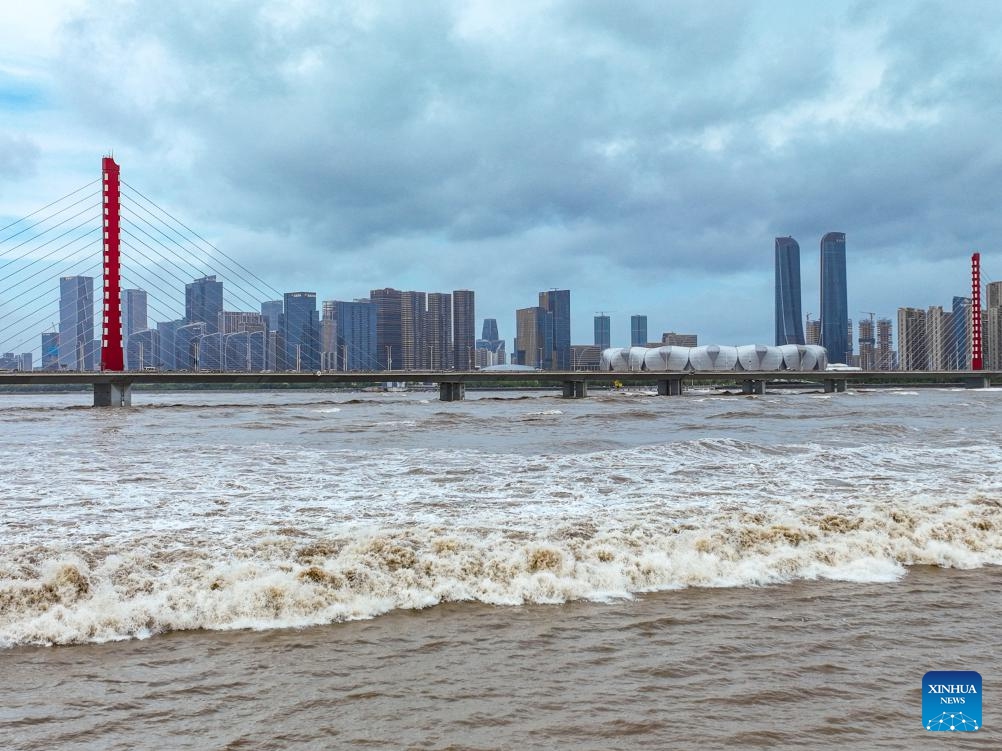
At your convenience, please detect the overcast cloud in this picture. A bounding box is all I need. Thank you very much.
[2,0,1002,346]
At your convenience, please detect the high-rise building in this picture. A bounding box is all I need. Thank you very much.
[121,288,148,370]
[227,330,266,372]
[427,292,453,370]
[986,307,1002,370]
[186,276,224,334]
[819,232,849,363]
[774,237,805,345]
[126,329,159,370]
[594,315,610,350]
[156,319,186,370]
[327,299,379,371]
[897,307,928,370]
[261,301,283,331]
[926,306,945,370]
[260,300,285,370]
[196,332,223,371]
[265,330,283,372]
[630,315,648,347]
[283,292,319,371]
[986,281,1002,310]
[320,301,338,371]
[400,291,427,370]
[876,318,894,370]
[452,290,475,371]
[58,275,95,371]
[858,318,876,370]
[539,289,570,370]
[218,311,266,335]
[476,318,505,367]
[2,351,34,372]
[661,332,698,347]
[948,296,971,370]
[805,318,821,345]
[214,314,266,372]
[475,338,506,367]
[41,331,59,370]
[571,344,602,370]
[370,288,402,371]
[175,322,207,370]
[985,283,1002,369]
[515,306,552,368]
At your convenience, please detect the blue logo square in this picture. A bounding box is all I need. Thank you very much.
[923,671,982,731]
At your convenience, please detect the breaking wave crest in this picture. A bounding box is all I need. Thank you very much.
[3,497,1000,647]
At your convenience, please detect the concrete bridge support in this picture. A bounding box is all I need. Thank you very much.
[439,382,466,401]
[823,379,847,394]
[741,379,766,395]
[963,375,992,389]
[93,382,132,407]
[562,380,588,398]
[656,379,683,396]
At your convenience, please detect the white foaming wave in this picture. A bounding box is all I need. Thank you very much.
[3,496,1001,647]
[10,438,1002,550]
[522,409,564,416]
[314,408,342,413]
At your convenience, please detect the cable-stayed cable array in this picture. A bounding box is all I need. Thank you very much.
[0,182,104,364]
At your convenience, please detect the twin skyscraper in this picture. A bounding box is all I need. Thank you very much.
[775,233,849,365]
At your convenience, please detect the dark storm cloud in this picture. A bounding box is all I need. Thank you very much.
[44,0,1002,341]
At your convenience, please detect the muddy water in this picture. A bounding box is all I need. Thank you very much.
[2,387,1001,747]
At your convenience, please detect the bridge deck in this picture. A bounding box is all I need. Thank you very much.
[0,370,997,386]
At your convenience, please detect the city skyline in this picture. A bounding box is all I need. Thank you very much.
[3,244,990,372]
[2,2,1001,350]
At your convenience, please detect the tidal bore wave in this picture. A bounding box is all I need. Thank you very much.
[2,498,1000,647]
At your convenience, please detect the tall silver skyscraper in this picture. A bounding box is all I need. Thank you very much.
[819,232,849,363]
[774,237,804,345]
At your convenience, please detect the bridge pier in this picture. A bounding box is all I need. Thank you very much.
[656,379,683,396]
[963,375,991,389]
[741,379,766,395]
[561,380,588,399]
[823,379,847,394]
[439,382,466,401]
[93,382,132,407]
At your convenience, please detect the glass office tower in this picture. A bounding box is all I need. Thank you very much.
[819,232,848,363]
[774,237,805,346]
[538,289,570,370]
[594,315,610,350]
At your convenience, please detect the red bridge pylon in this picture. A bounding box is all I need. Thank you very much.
[101,156,124,371]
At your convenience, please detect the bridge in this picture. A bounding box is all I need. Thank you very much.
[0,369,996,406]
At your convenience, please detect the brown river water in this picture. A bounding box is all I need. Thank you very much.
[1,387,1000,748]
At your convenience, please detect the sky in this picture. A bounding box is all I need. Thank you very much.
[2,0,1002,348]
